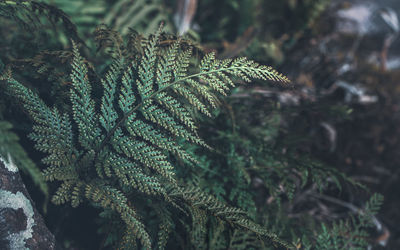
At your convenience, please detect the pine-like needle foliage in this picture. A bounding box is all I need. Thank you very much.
[2,26,291,249]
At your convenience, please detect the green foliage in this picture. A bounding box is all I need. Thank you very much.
[197,0,331,63]
[0,0,82,44]
[171,85,383,249]
[42,0,106,30]
[44,0,173,39]
[0,2,386,249]
[0,0,85,86]
[304,194,384,249]
[0,120,48,198]
[196,0,261,41]
[193,108,347,204]
[2,25,292,249]
[104,0,174,36]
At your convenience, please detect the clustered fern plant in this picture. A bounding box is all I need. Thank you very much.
[2,24,294,249]
[0,1,386,249]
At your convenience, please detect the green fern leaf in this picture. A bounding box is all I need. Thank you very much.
[3,25,291,249]
[85,182,152,249]
[70,42,101,150]
[100,60,121,132]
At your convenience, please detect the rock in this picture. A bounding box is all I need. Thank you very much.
[0,155,56,250]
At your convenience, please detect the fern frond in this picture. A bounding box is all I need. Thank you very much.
[42,165,78,182]
[4,26,291,249]
[173,85,211,116]
[155,92,197,132]
[172,186,294,249]
[85,182,151,249]
[112,133,176,184]
[155,206,173,250]
[228,230,264,250]
[157,41,178,88]
[71,181,85,207]
[141,100,205,146]
[104,0,173,36]
[103,152,165,196]
[120,230,138,250]
[94,24,124,58]
[126,116,197,163]
[172,48,192,80]
[0,0,83,44]
[29,110,74,165]
[51,181,76,205]
[137,25,162,99]
[119,62,138,113]
[70,42,101,150]
[185,78,219,109]
[4,77,77,170]
[189,206,208,250]
[100,60,122,132]
[363,193,384,217]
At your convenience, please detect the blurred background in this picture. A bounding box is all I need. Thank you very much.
[1,0,400,249]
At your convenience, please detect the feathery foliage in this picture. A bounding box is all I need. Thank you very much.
[104,0,174,36]
[0,120,48,198]
[304,194,384,249]
[38,0,173,43]
[0,0,82,43]
[2,25,292,249]
[174,101,369,249]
